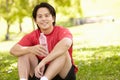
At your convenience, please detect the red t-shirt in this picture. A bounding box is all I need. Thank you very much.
[18,26,78,72]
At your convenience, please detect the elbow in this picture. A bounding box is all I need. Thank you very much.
[10,49,14,55]
[65,38,72,49]
[10,44,22,57]
[65,42,72,49]
[10,48,19,57]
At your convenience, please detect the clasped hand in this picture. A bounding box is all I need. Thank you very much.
[35,61,45,78]
[30,44,48,57]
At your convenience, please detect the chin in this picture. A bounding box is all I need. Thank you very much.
[42,27,49,30]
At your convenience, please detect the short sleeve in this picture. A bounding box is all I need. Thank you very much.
[58,28,73,41]
[18,30,39,46]
[18,34,33,46]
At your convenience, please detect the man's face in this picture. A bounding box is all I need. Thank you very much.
[35,7,54,30]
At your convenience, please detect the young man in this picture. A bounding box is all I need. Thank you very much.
[10,2,78,80]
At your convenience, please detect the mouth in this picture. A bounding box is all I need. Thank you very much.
[40,22,49,27]
[41,22,48,25]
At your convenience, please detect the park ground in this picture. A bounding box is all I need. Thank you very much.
[0,21,120,80]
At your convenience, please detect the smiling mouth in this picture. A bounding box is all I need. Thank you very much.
[40,23,48,27]
[41,22,48,25]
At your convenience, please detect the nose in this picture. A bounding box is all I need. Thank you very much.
[41,16,46,21]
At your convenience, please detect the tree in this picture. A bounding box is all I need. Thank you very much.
[54,0,83,18]
[0,0,83,40]
[0,0,15,40]
[13,0,30,33]
[0,0,34,40]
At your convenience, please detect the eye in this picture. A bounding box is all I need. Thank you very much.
[37,15,42,18]
[37,14,42,18]
[45,13,50,17]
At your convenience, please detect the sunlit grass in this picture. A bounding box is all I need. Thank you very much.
[0,52,18,80]
[69,22,120,48]
[68,22,120,80]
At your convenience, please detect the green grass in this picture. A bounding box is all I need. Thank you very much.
[0,22,120,80]
[1,46,120,80]
[0,52,18,80]
[70,22,120,80]
[75,46,120,80]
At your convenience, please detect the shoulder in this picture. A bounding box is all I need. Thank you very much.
[26,29,40,37]
[54,26,72,40]
[18,29,40,46]
[29,29,40,35]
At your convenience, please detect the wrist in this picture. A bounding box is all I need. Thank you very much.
[39,60,46,66]
[40,58,49,67]
[27,47,33,54]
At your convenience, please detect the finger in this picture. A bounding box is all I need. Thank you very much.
[33,48,46,56]
[35,67,41,78]
[39,46,48,54]
[35,71,40,78]
[41,66,45,72]
[35,70,42,78]
[38,49,48,56]
[39,66,45,76]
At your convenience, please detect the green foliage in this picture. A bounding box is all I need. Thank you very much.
[56,20,74,27]
[54,0,71,6]
[0,0,83,28]
[54,0,83,18]
[0,0,14,24]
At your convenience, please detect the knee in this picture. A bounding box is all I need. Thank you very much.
[55,51,70,63]
[58,52,68,61]
[18,54,31,61]
[63,51,71,62]
[58,52,72,69]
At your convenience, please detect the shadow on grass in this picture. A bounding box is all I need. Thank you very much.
[0,45,120,80]
[76,56,120,80]
[0,52,18,80]
[74,45,120,80]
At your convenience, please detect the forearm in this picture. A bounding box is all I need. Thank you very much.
[41,38,72,65]
[10,44,31,57]
[42,47,67,64]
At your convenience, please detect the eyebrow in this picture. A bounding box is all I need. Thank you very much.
[37,12,50,15]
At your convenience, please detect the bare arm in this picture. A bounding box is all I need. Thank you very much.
[40,37,72,65]
[10,44,48,57]
[35,38,72,78]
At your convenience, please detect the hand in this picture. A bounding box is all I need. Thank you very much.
[35,62,45,78]
[30,44,48,57]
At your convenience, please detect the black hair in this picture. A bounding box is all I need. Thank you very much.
[32,2,56,26]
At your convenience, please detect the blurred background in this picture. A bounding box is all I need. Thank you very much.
[0,0,120,80]
[0,0,120,41]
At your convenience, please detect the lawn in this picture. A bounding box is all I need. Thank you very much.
[0,22,120,80]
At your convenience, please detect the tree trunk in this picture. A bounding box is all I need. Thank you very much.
[5,0,10,40]
[19,21,22,33]
[5,22,10,40]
